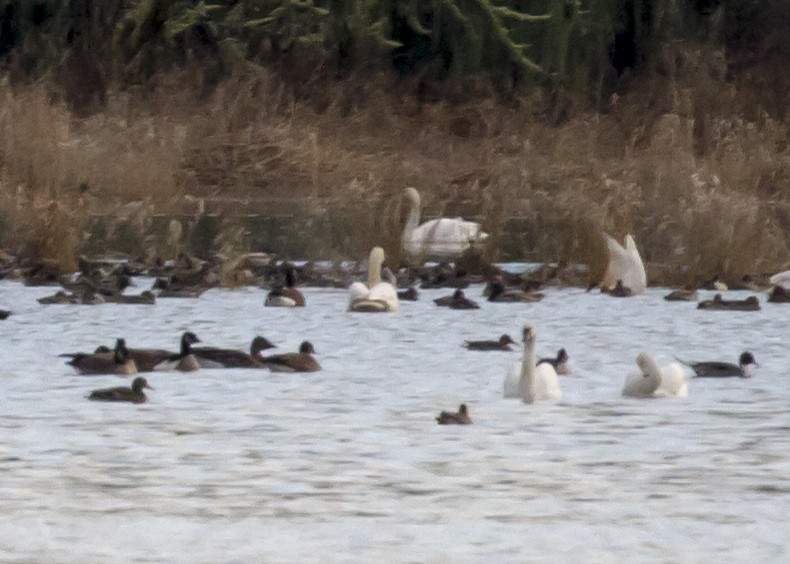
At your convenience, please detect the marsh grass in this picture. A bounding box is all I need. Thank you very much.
[1,52,789,282]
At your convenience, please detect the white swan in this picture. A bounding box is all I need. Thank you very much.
[348,247,399,313]
[503,323,562,403]
[601,233,647,295]
[622,352,688,398]
[401,187,488,264]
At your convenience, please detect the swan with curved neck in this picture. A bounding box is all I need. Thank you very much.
[601,233,647,295]
[503,323,561,403]
[348,247,399,312]
[622,352,688,398]
[401,187,488,264]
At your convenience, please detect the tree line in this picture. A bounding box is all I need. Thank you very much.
[0,0,787,117]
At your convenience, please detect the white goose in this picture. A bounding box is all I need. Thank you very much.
[601,233,647,295]
[622,352,688,398]
[348,247,399,313]
[503,323,562,403]
[401,187,488,264]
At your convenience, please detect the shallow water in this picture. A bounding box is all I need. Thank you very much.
[1,279,789,563]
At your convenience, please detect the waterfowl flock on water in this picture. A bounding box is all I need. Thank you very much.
[0,186,784,414]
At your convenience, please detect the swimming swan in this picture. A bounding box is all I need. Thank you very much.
[601,233,647,295]
[401,187,488,264]
[348,247,399,312]
[622,352,688,398]
[503,323,562,403]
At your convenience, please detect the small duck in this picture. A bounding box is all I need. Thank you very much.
[0,309,10,320]
[192,336,277,368]
[664,288,698,301]
[676,351,758,378]
[697,294,761,311]
[103,291,156,305]
[487,279,543,303]
[767,286,790,303]
[63,338,138,375]
[258,341,321,372]
[397,286,419,301]
[154,332,202,372]
[606,279,633,297]
[538,348,570,375]
[434,289,479,309]
[436,403,472,425]
[88,376,153,404]
[463,334,516,351]
[265,267,306,307]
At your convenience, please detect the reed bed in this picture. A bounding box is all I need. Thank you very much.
[0,57,788,283]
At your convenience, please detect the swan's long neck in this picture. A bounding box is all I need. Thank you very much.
[404,193,421,234]
[520,337,537,403]
[368,253,383,288]
[641,354,663,387]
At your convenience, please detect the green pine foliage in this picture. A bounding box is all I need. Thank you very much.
[0,0,785,117]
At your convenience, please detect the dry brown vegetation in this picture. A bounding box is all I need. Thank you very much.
[1,44,789,284]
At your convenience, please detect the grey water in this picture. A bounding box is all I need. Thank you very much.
[1,278,788,563]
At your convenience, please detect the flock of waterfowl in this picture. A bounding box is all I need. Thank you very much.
[0,187,783,414]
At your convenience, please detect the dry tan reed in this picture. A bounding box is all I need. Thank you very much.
[0,53,788,282]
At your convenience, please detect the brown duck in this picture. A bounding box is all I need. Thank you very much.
[88,376,153,403]
[436,404,472,425]
[463,334,516,351]
[258,341,321,372]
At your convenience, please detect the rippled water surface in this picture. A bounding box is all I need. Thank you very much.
[1,278,789,563]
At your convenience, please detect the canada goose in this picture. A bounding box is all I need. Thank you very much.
[463,334,515,351]
[401,187,488,264]
[192,336,277,368]
[503,323,561,403]
[153,331,202,372]
[265,267,306,307]
[88,376,153,404]
[258,341,321,372]
[676,351,757,378]
[348,247,399,312]
[436,404,472,425]
[63,338,137,375]
[538,348,570,375]
[622,353,688,398]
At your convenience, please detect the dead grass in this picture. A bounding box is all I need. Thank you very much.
[1,49,789,282]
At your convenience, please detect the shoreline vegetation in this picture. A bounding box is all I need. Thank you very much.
[0,1,789,288]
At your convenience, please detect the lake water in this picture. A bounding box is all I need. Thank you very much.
[1,279,788,563]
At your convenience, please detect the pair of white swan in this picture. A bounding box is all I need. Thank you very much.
[502,323,562,404]
[621,353,688,398]
[601,233,647,295]
[401,187,488,264]
[501,323,687,402]
[348,247,399,313]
